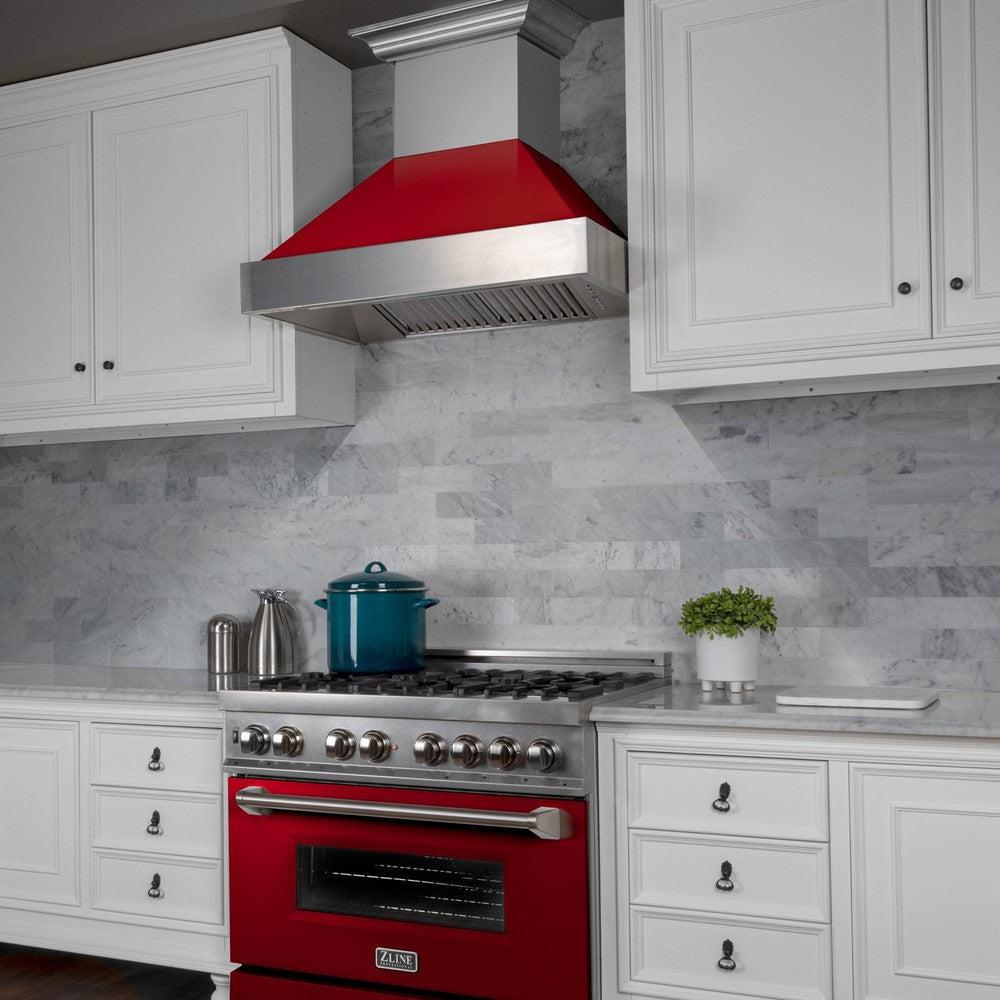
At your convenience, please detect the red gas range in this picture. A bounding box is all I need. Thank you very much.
[221,650,667,1000]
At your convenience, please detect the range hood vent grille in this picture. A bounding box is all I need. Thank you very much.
[372,279,599,336]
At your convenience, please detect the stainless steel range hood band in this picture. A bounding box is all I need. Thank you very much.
[241,218,628,342]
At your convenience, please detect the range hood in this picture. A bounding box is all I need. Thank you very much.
[240,0,628,343]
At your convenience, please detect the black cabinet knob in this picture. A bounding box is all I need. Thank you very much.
[74,362,86,373]
[147,747,162,771]
[148,873,162,899]
[146,810,161,835]
[950,277,965,290]
[103,360,115,370]
[717,939,736,972]
[897,281,912,295]
[712,781,732,812]
[715,860,735,891]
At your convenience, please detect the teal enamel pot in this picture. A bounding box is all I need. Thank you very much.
[314,561,439,674]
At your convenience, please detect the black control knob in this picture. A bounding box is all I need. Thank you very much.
[74,362,86,373]
[526,738,562,773]
[897,281,912,295]
[950,276,965,290]
[488,737,522,771]
[359,730,391,763]
[239,725,270,755]
[414,733,447,766]
[103,360,115,370]
[451,734,484,768]
[272,726,304,757]
[325,729,356,761]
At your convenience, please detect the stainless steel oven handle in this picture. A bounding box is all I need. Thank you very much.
[235,786,573,841]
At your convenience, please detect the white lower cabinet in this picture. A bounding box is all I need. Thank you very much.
[91,851,223,925]
[0,698,229,995]
[599,724,1000,1000]
[631,909,832,1000]
[852,764,1000,999]
[0,720,79,907]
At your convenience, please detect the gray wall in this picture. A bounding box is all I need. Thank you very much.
[2,19,1000,691]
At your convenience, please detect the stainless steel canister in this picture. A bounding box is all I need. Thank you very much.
[207,614,242,675]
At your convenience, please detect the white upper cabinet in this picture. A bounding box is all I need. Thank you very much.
[930,0,1000,338]
[628,0,1000,401]
[0,115,92,411]
[94,79,275,406]
[852,764,1000,999]
[0,29,355,445]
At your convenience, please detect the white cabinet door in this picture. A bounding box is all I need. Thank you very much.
[0,116,92,411]
[852,764,1000,999]
[93,78,276,406]
[628,0,930,373]
[930,0,1000,337]
[0,720,79,906]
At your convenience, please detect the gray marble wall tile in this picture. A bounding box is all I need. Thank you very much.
[2,19,1000,689]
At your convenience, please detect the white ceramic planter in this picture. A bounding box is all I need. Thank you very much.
[695,628,761,693]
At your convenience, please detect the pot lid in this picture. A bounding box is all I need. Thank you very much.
[325,561,426,593]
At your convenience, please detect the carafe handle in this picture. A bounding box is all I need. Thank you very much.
[274,590,301,637]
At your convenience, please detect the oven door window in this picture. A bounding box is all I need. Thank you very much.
[297,846,505,932]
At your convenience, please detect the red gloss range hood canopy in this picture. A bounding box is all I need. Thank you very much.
[240,0,628,342]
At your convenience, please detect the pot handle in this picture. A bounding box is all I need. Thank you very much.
[413,598,439,610]
[314,598,328,610]
[365,561,387,574]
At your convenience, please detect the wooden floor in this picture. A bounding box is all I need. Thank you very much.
[0,944,213,999]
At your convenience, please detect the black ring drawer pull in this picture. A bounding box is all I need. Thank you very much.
[717,939,736,972]
[146,810,161,835]
[147,747,162,771]
[712,782,731,812]
[897,281,912,295]
[715,859,734,891]
[148,873,162,899]
[950,276,965,290]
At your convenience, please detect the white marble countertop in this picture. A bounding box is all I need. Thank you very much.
[592,684,1000,739]
[0,664,227,704]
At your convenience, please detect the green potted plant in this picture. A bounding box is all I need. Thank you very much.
[679,586,777,693]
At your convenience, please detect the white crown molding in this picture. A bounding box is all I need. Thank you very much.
[350,0,589,62]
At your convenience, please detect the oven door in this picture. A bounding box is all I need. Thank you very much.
[228,776,590,1000]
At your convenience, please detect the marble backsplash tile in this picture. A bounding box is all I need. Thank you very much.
[1,18,1000,690]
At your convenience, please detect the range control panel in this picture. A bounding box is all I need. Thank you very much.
[223,713,590,796]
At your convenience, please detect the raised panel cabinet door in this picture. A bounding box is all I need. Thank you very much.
[94,78,276,406]
[0,115,92,411]
[930,0,1000,337]
[0,720,79,906]
[851,764,1000,999]
[628,0,930,372]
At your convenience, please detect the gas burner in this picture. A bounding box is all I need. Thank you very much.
[249,665,657,703]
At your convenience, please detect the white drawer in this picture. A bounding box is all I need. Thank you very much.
[92,788,221,859]
[631,832,830,923]
[91,724,221,793]
[91,851,223,925]
[630,908,832,1000]
[628,753,829,842]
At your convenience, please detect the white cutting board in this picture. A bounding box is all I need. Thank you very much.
[776,686,939,710]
